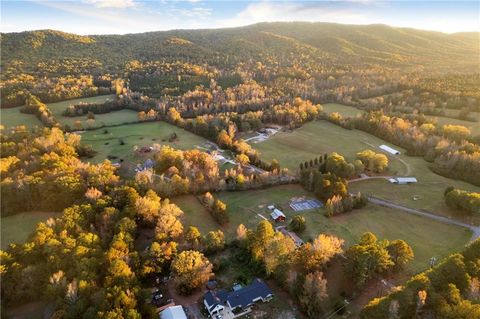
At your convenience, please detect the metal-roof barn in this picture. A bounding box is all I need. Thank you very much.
[388,177,417,184]
[379,145,401,155]
[270,209,286,222]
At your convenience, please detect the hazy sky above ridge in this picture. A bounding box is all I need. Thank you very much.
[1,1,479,34]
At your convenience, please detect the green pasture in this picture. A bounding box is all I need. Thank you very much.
[172,195,220,236]
[47,95,140,129]
[427,114,480,135]
[208,185,471,274]
[80,121,207,164]
[0,107,43,129]
[348,154,480,225]
[322,103,365,118]
[1,211,60,249]
[252,119,479,224]
[251,120,405,174]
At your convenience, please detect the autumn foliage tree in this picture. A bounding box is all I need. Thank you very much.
[171,250,213,295]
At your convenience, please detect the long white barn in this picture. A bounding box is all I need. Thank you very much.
[388,177,417,184]
[379,144,401,155]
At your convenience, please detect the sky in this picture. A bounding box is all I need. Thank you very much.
[1,1,479,35]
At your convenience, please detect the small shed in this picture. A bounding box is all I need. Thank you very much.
[389,177,417,184]
[270,209,286,222]
[379,145,400,155]
[267,205,275,210]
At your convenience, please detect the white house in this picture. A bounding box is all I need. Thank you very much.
[388,177,417,184]
[160,306,187,319]
[379,145,400,155]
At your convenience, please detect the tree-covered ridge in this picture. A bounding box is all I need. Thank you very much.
[2,22,479,75]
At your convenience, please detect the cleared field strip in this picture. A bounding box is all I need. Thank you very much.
[1,107,43,129]
[251,120,406,173]
[80,121,207,164]
[47,95,141,129]
[1,211,61,249]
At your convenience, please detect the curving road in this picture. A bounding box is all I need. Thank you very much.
[368,196,480,242]
[348,174,392,183]
[362,141,411,176]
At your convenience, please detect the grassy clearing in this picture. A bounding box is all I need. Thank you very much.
[1,211,60,249]
[172,195,220,236]
[322,103,365,118]
[251,120,405,174]
[348,155,480,225]
[47,95,140,129]
[252,120,479,223]
[80,121,207,164]
[304,203,471,274]
[427,114,480,135]
[210,185,471,274]
[0,107,43,129]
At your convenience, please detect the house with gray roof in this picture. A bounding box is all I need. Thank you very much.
[204,278,273,318]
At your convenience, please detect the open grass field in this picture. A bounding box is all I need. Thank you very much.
[47,95,140,129]
[1,107,43,129]
[251,120,405,174]
[252,120,479,223]
[172,195,220,235]
[1,211,60,249]
[80,121,208,164]
[322,103,365,118]
[348,154,480,225]
[427,114,480,135]
[208,185,472,274]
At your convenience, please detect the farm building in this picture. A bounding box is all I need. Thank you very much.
[278,227,304,247]
[204,279,273,318]
[160,305,187,319]
[270,209,286,222]
[388,177,418,184]
[136,159,155,172]
[379,145,401,155]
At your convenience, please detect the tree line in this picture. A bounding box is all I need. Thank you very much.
[361,239,480,318]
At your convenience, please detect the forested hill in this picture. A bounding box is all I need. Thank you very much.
[2,22,479,75]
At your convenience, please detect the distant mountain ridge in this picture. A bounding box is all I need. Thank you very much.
[2,22,479,73]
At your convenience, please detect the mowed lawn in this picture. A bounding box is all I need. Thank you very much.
[252,120,405,174]
[47,95,140,129]
[1,212,60,249]
[205,185,471,274]
[322,103,365,118]
[80,121,208,164]
[1,107,43,129]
